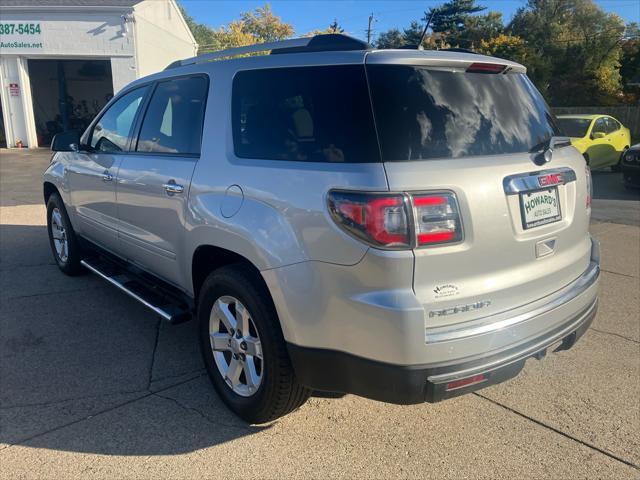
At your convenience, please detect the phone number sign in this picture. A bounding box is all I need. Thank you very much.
[0,23,43,49]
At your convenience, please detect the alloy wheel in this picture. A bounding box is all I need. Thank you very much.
[209,295,263,397]
[50,207,68,263]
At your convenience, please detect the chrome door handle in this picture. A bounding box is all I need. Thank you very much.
[163,182,184,195]
[102,170,113,182]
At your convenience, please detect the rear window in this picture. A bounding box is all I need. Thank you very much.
[136,76,208,155]
[604,117,620,134]
[232,65,380,163]
[366,65,560,161]
[557,118,591,138]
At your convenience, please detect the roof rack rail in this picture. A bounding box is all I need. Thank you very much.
[165,34,370,70]
[439,48,478,54]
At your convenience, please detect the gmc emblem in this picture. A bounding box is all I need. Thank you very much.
[538,173,562,187]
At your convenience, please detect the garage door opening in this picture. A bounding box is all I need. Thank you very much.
[28,59,114,146]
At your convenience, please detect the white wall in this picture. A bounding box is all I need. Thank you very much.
[133,0,197,76]
[110,56,137,93]
[0,11,136,58]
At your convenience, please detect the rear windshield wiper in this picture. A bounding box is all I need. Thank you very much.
[529,136,571,154]
[530,136,572,165]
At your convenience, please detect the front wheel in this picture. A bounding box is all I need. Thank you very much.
[198,265,311,423]
[46,193,84,275]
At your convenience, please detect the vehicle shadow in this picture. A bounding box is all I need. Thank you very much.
[0,223,272,455]
[590,171,640,226]
[591,170,640,201]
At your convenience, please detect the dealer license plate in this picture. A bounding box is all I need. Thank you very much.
[519,187,561,229]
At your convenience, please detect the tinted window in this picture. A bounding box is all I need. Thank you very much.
[232,65,380,163]
[90,86,148,153]
[367,66,560,161]
[592,118,607,134]
[136,76,208,155]
[605,117,619,134]
[557,118,591,138]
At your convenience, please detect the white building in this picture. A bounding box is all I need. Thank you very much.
[0,0,197,148]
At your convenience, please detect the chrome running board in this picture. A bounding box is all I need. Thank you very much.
[81,258,191,323]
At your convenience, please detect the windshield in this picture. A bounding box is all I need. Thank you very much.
[557,118,591,138]
[366,65,560,161]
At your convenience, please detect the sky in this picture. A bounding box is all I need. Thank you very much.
[181,0,640,42]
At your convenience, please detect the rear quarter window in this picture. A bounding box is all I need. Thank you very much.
[231,65,380,163]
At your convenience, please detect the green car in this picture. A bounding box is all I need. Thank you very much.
[556,115,631,170]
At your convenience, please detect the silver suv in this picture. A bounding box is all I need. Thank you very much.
[44,35,600,423]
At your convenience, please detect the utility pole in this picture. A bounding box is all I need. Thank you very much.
[367,13,374,44]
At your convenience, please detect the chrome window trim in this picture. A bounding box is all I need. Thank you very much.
[503,167,577,195]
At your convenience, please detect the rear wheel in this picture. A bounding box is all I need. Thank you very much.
[46,193,84,275]
[198,265,311,423]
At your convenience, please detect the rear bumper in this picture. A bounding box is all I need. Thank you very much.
[289,297,596,403]
[288,241,600,404]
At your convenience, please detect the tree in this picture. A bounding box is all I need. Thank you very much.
[402,20,426,46]
[509,0,626,105]
[179,2,293,54]
[459,11,503,47]
[375,28,405,49]
[429,0,486,45]
[239,4,293,42]
[375,1,497,50]
[620,22,640,100]
[374,20,436,49]
[306,19,345,37]
[477,34,531,64]
[179,4,216,52]
[329,19,344,34]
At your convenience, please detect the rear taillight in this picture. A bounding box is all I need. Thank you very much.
[412,193,463,246]
[327,191,410,249]
[466,62,506,74]
[327,190,462,250]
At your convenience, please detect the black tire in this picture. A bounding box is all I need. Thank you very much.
[612,148,628,172]
[583,153,590,166]
[198,264,311,423]
[46,193,84,275]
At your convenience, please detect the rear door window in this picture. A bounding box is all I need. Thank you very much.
[366,65,560,161]
[592,118,607,135]
[136,76,208,155]
[232,65,380,163]
[604,117,619,134]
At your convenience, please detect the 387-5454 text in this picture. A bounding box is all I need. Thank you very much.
[0,23,42,35]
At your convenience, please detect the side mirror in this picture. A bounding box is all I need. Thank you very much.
[51,130,81,152]
[591,131,605,140]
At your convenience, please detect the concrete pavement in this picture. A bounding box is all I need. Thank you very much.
[1,149,638,479]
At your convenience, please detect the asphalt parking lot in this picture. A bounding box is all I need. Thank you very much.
[1,149,638,479]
